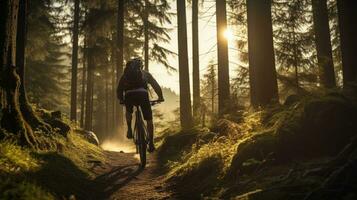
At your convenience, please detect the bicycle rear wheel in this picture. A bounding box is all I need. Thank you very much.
[137,124,147,168]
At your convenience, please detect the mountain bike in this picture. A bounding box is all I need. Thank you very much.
[133,100,161,168]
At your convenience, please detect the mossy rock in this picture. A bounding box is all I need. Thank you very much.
[158,130,199,166]
[168,156,223,199]
[283,94,302,106]
[274,93,357,158]
[229,92,357,179]
[37,110,70,137]
[199,131,216,143]
[297,94,356,156]
[229,131,277,179]
[74,129,99,146]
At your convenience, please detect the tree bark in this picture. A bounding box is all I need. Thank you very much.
[144,0,149,71]
[90,81,94,130]
[0,0,39,148]
[177,0,193,129]
[80,37,87,128]
[337,0,357,86]
[16,0,51,134]
[216,0,230,115]
[70,0,80,121]
[111,33,116,132]
[209,65,216,115]
[292,29,299,91]
[105,66,109,135]
[247,0,278,106]
[116,0,125,133]
[192,0,200,121]
[84,42,94,131]
[312,0,336,88]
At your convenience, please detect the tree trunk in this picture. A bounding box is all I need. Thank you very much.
[192,0,200,121]
[177,0,193,129]
[116,0,125,133]
[80,38,87,128]
[312,0,336,88]
[0,0,39,148]
[105,67,109,135]
[201,105,206,127]
[111,34,116,132]
[337,0,357,86]
[292,29,300,91]
[84,45,94,131]
[247,0,278,106]
[211,70,215,124]
[144,0,149,71]
[16,0,51,134]
[112,65,115,131]
[70,0,80,121]
[90,79,94,131]
[216,0,230,115]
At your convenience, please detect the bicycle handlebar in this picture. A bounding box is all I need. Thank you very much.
[150,100,163,106]
[119,100,163,106]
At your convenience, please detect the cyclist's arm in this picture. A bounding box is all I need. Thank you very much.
[117,76,125,102]
[147,73,164,100]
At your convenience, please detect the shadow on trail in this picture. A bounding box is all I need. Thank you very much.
[27,152,93,200]
[93,164,144,199]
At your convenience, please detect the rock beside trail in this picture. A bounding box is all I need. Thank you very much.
[37,110,71,136]
[228,92,357,180]
[74,129,100,146]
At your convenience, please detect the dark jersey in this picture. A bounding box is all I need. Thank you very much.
[117,70,163,101]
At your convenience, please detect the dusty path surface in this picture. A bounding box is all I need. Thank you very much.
[89,151,174,200]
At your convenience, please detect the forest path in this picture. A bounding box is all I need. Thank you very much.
[89,151,174,200]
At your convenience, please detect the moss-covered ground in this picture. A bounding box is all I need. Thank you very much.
[0,127,104,200]
[158,88,357,199]
[2,87,357,200]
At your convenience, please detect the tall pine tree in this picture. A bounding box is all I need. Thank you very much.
[312,0,336,88]
[337,0,357,86]
[216,0,230,114]
[177,0,193,129]
[247,0,278,106]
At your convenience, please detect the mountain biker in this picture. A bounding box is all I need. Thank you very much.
[117,58,164,153]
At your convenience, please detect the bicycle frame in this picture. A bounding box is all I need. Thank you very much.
[130,100,162,168]
[133,105,148,168]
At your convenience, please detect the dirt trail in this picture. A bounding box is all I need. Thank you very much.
[89,151,174,200]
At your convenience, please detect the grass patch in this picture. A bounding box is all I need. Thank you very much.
[0,178,54,200]
[160,89,357,198]
[0,142,39,173]
[0,130,104,199]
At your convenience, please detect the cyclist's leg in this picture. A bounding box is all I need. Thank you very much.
[145,119,155,152]
[124,104,134,139]
[140,93,155,152]
[146,119,154,144]
[125,111,133,138]
[126,109,132,128]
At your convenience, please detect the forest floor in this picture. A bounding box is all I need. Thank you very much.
[88,151,175,200]
[2,88,357,200]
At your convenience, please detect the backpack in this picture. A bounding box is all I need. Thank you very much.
[122,61,146,90]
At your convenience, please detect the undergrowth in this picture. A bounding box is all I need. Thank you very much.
[157,112,266,198]
[159,88,357,199]
[0,130,104,200]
